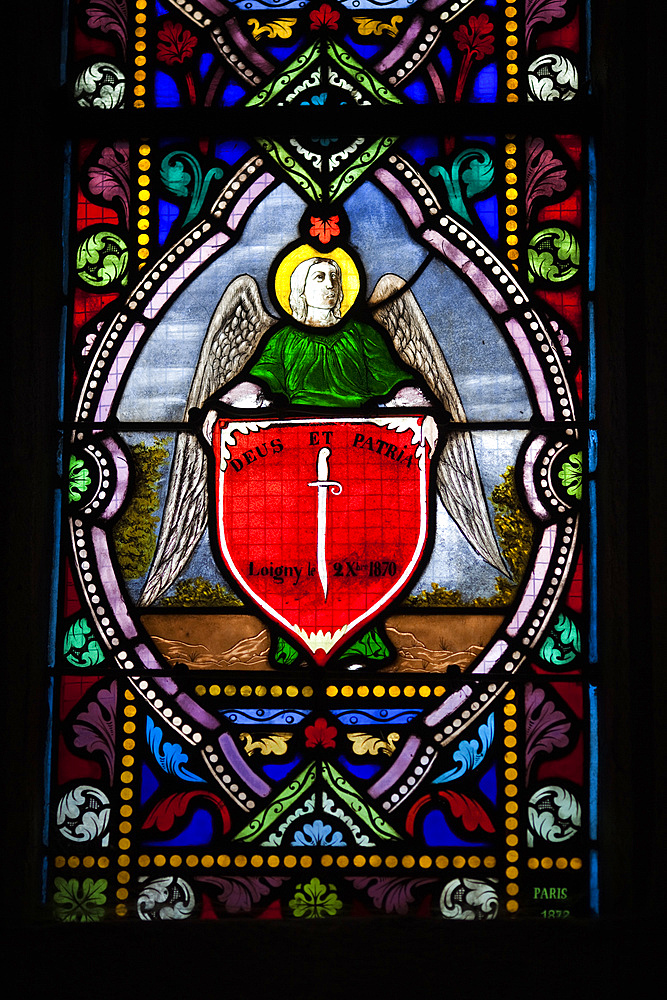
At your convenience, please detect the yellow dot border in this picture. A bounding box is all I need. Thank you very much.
[193,683,447,699]
[504,136,520,270]
[505,6,519,104]
[503,687,520,912]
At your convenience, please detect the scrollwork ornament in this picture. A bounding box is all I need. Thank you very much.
[528,226,580,284]
[439,878,499,920]
[137,876,195,920]
[527,52,578,101]
[527,784,581,845]
[76,229,128,288]
[56,785,110,844]
[74,62,125,109]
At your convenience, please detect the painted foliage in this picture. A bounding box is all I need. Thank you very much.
[47,0,595,922]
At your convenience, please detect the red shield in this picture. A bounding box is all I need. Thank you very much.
[213,415,438,665]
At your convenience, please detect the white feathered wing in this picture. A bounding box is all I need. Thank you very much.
[370,273,507,576]
[138,275,275,606]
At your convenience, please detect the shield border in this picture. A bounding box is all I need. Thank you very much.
[213,415,438,663]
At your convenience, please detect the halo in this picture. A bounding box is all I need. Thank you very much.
[274,245,360,319]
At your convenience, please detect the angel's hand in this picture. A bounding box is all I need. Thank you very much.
[386,385,432,408]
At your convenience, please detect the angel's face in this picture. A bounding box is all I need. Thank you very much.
[303,261,340,313]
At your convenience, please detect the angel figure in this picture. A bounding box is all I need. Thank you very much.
[138,251,506,667]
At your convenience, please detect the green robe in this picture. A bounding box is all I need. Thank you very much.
[248,320,411,407]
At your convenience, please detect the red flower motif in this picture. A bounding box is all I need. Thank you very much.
[310,215,340,245]
[453,13,494,60]
[157,20,198,65]
[310,4,339,30]
[305,717,337,748]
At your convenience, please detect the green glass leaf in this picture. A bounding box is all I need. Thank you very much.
[53,877,107,922]
[76,231,128,288]
[289,877,342,918]
[558,451,583,499]
[540,613,581,666]
[63,616,105,668]
[68,455,92,502]
[528,227,580,284]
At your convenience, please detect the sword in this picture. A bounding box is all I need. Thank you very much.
[308,447,342,601]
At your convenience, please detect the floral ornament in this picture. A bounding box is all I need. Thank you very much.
[76,230,128,288]
[53,877,107,922]
[69,456,92,502]
[453,13,494,102]
[161,151,224,227]
[439,878,498,920]
[528,227,580,284]
[63,616,105,668]
[310,215,340,244]
[310,4,339,31]
[305,717,337,748]
[292,820,346,847]
[289,877,342,918]
[86,0,128,58]
[56,786,110,844]
[353,16,403,38]
[558,451,583,499]
[429,148,493,225]
[157,21,198,65]
[247,18,297,40]
[527,785,581,845]
[137,876,196,920]
[74,62,125,110]
[539,613,581,669]
[527,52,578,101]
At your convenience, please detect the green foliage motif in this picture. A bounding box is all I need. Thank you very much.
[76,230,128,287]
[527,226,580,284]
[429,148,494,225]
[289,877,342,918]
[558,451,583,500]
[407,465,533,607]
[68,455,92,502]
[113,438,169,580]
[53,877,107,922]
[63,616,105,668]
[540,613,581,667]
[160,577,243,607]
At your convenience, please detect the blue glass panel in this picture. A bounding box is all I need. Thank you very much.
[155,70,180,108]
[221,708,311,725]
[471,63,498,103]
[478,764,497,804]
[145,809,214,846]
[158,200,180,244]
[331,709,421,725]
[438,46,453,76]
[221,82,246,106]
[141,764,160,805]
[199,52,214,76]
[343,37,382,59]
[262,757,303,780]
[215,139,252,164]
[403,79,430,104]
[266,44,302,62]
[401,136,439,165]
[475,194,499,240]
[589,480,598,662]
[336,755,382,780]
[422,810,488,847]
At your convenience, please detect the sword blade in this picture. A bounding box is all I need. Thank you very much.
[316,485,328,600]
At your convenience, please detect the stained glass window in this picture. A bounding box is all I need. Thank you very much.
[33,0,602,926]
